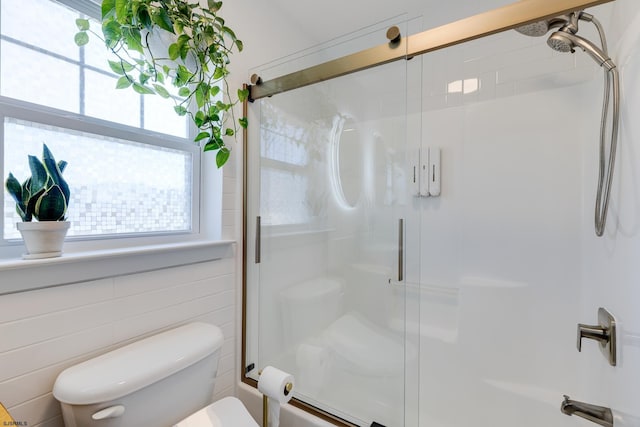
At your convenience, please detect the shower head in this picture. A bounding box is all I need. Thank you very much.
[514,14,577,37]
[547,31,616,70]
[515,20,550,37]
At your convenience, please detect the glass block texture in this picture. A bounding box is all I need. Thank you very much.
[3,118,192,239]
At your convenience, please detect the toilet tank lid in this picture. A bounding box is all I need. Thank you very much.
[53,323,223,405]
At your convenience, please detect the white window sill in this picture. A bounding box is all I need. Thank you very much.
[0,240,235,295]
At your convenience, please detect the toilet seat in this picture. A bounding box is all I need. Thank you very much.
[173,397,259,427]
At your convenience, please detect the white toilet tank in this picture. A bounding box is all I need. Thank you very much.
[53,323,223,427]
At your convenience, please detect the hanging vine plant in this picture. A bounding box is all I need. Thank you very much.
[74,0,248,167]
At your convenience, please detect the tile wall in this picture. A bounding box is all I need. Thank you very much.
[0,257,236,427]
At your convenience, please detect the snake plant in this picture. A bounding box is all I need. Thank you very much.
[5,144,70,222]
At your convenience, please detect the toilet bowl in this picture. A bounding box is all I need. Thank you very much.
[174,397,257,427]
[53,323,258,427]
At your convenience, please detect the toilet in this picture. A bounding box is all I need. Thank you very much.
[52,323,258,427]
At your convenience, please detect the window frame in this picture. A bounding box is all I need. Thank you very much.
[0,97,202,249]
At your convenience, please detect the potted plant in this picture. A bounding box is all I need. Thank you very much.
[74,0,248,167]
[4,144,71,259]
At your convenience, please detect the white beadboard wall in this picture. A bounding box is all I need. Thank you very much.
[0,256,236,427]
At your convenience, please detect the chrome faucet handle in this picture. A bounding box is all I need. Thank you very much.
[577,323,609,352]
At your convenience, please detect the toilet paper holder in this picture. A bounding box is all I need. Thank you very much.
[259,369,293,427]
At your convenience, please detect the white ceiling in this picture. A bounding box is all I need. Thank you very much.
[266,0,513,43]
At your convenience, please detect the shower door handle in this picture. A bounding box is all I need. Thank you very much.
[397,218,404,282]
[255,216,261,264]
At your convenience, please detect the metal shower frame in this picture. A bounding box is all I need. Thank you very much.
[247,0,614,101]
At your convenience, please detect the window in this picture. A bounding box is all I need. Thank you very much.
[0,0,201,243]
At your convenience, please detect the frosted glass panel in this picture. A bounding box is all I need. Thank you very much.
[3,118,192,239]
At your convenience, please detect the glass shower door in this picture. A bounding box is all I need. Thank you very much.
[245,36,412,426]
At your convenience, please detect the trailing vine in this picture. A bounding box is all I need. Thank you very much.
[75,0,248,167]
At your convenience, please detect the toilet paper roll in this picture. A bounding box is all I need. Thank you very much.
[258,366,294,427]
[257,366,294,404]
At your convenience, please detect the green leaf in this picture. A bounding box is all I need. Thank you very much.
[132,83,155,94]
[194,131,210,142]
[108,59,134,75]
[75,18,90,31]
[153,84,170,98]
[74,32,89,47]
[102,20,122,47]
[235,39,244,52]
[42,144,70,204]
[174,105,188,116]
[208,0,223,12]
[24,187,45,222]
[102,0,116,19]
[175,65,193,86]
[204,139,222,151]
[213,67,224,79]
[137,7,152,29]
[34,185,67,221]
[28,155,48,193]
[152,8,174,33]
[139,72,151,85]
[239,117,248,128]
[168,43,180,61]
[123,27,143,54]
[115,0,128,23]
[225,128,234,136]
[178,87,191,97]
[210,86,221,97]
[115,76,132,89]
[5,173,23,206]
[216,147,230,168]
[195,84,206,108]
[237,88,249,102]
[222,26,236,40]
[194,110,206,127]
[58,160,68,173]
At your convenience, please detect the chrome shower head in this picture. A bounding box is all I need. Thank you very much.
[547,31,616,70]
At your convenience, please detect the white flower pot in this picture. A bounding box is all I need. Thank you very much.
[17,221,70,259]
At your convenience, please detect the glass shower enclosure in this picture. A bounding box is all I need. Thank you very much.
[244,18,419,427]
[243,1,622,425]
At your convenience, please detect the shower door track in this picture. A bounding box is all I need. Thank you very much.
[248,0,614,101]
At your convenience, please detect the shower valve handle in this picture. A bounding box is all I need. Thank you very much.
[577,323,608,352]
[575,307,617,366]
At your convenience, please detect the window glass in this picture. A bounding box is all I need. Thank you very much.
[3,118,193,240]
[1,0,79,60]
[84,70,141,128]
[0,41,80,112]
[0,0,189,138]
[0,0,200,243]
